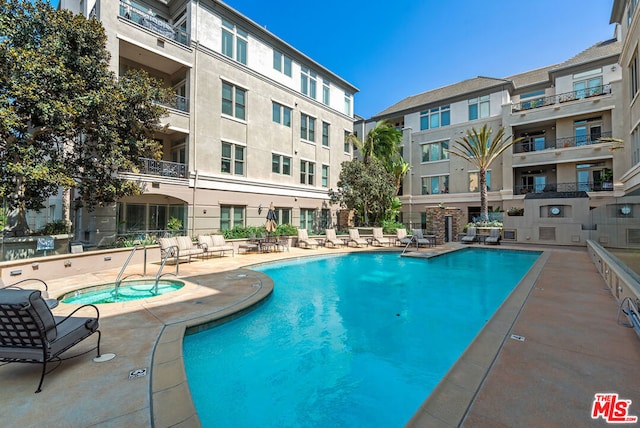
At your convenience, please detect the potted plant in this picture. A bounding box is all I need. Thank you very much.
[601,168,613,190]
[507,207,524,216]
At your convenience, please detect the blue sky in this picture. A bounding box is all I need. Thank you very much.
[222,0,616,118]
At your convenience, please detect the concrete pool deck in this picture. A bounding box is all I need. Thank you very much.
[0,243,639,427]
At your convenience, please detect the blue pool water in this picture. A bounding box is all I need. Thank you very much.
[183,248,541,427]
[60,279,184,304]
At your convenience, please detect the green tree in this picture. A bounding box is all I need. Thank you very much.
[348,120,403,166]
[449,124,521,221]
[0,0,172,234]
[329,159,396,226]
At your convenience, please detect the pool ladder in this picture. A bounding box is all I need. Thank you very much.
[113,245,145,301]
[153,245,179,294]
[400,236,418,256]
[113,244,180,300]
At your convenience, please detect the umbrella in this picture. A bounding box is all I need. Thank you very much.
[265,202,277,233]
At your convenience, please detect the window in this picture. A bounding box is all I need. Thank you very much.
[272,102,292,127]
[520,174,546,194]
[271,153,291,175]
[321,164,329,187]
[300,160,315,185]
[469,171,491,192]
[221,20,247,65]
[344,131,351,153]
[222,82,246,120]
[300,113,316,142]
[421,175,449,195]
[421,141,449,162]
[322,80,330,105]
[273,50,292,77]
[574,117,602,145]
[631,52,639,100]
[301,67,317,98]
[220,205,244,231]
[632,126,640,166]
[420,105,450,130]
[344,92,352,116]
[322,122,330,147]
[573,68,603,98]
[300,208,314,231]
[221,142,245,175]
[468,95,490,120]
[273,207,291,224]
[320,209,330,229]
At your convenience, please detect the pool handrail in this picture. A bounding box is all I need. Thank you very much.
[114,245,145,301]
[154,244,179,294]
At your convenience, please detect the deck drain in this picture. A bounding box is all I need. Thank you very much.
[129,368,148,379]
[510,334,525,342]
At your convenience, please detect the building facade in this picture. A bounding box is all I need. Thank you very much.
[59,0,357,245]
[363,35,631,245]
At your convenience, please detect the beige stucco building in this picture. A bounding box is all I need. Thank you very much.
[59,0,358,245]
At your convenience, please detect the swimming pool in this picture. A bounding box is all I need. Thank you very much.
[183,248,541,427]
[59,279,184,304]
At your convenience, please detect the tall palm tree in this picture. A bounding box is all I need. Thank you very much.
[348,120,402,165]
[449,125,521,221]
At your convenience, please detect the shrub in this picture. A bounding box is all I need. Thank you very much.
[37,220,69,235]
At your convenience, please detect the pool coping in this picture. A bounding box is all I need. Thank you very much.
[406,249,550,427]
[150,247,548,428]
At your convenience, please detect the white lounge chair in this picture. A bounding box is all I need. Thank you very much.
[348,229,368,247]
[297,229,320,249]
[396,229,412,246]
[198,234,235,257]
[325,228,344,248]
[372,228,391,246]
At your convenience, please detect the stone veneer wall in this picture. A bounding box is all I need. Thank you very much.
[424,207,466,243]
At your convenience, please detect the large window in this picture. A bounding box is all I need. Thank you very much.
[344,92,352,116]
[344,131,351,153]
[322,122,330,147]
[574,117,602,145]
[220,205,244,231]
[421,141,449,162]
[322,80,330,105]
[301,67,317,98]
[273,50,292,77]
[222,82,246,120]
[272,102,292,127]
[274,207,291,224]
[321,164,329,187]
[271,153,291,175]
[573,68,603,99]
[300,160,315,185]
[300,208,314,231]
[631,52,639,100]
[421,175,449,195]
[469,171,491,192]
[221,142,245,175]
[468,95,490,120]
[420,105,450,130]
[320,209,330,229]
[300,113,316,142]
[221,20,247,65]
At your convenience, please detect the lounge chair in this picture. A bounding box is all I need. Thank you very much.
[197,234,235,257]
[325,228,344,248]
[411,229,432,247]
[372,228,391,246]
[484,228,501,245]
[396,229,412,246]
[158,236,204,262]
[1,278,59,309]
[348,229,368,247]
[297,229,320,249]
[461,227,477,244]
[0,288,101,393]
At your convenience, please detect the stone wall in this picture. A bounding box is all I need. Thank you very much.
[424,207,465,243]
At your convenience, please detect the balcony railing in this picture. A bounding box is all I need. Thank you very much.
[139,158,187,179]
[515,181,614,195]
[119,2,190,47]
[161,95,189,113]
[513,131,612,153]
[512,84,612,113]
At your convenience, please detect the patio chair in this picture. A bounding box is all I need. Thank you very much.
[348,229,368,247]
[297,229,319,249]
[485,228,501,245]
[198,235,235,257]
[1,278,59,309]
[461,227,477,244]
[325,228,344,248]
[372,228,391,246]
[0,288,101,393]
[411,229,432,248]
[396,229,412,246]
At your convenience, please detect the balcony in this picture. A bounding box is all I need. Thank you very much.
[119,2,190,47]
[512,85,612,113]
[513,131,612,153]
[161,94,189,113]
[515,181,614,195]
[139,158,187,179]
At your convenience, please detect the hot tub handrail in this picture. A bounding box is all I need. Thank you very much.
[154,245,179,294]
[114,245,145,300]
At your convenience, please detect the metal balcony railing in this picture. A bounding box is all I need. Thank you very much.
[139,158,187,179]
[161,95,189,113]
[512,84,612,113]
[515,181,614,195]
[513,131,612,153]
[119,2,190,47]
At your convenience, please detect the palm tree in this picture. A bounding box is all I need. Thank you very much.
[348,120,402,165]
[449,125,521,221]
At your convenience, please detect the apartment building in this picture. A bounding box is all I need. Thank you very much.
[58,0,358,245]
[365,37,626,245]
